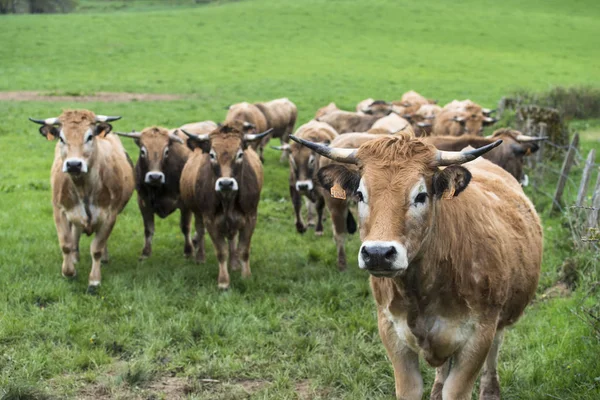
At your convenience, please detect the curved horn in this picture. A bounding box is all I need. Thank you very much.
[417,122,432,128]
[29,117,60,125]
[482,108,496,115]
[244,128,273,142]
[168,129,184,144]
[271,143,291,151]
[516,134,548,142]
[452,116,466,123]
[435,140,503,166]
[95,115,121,122]
[290,135,358,164]
[181,129,210,142]
[115,130,142,139]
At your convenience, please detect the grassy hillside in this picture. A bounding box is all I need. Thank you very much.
[1,0,599,399]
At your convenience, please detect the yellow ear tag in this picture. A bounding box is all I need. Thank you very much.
[331,183,346,200]
[526,148,532,156]
[443,187,456,200]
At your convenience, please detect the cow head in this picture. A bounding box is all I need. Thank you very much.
[361,100,395,117]
[183,124,271,197]
[453,112,497,135]
[292,132,501,277]
[29,110,120,176]
[275,136,329,194]
[116,127,184,187]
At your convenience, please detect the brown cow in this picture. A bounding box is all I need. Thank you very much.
[225,98,297,161]
[392,90,436,115]
[273,120,338,235]
[316,107,391,134]
[444,99,495,116]
[180,124,269,289]
[116,121,216,261]
[315,102,340,118]
[432,108,497,137]
[403,104,442,137]
[293,132,542,400]
[369,113,411,133]
[356,98,375,113]
[29,110,134,293]
[425,128,546,184]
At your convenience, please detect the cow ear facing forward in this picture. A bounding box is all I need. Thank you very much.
[317,164,360,198]
[186,138,211,153]
[432,165,472,200]
[39,125,60,141]
[94,122,113,138]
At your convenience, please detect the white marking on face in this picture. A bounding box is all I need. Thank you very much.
[62,157,88,173]
[407,178,428,219]
[140,146,148,158]
[215,177,239,192]
[358,240,408,272]
[295,180,313,191]
[357,178,369,220]
[145,171,166,184]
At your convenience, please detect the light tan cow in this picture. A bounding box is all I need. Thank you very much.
[315,102,340,118]
[29,110,134,293]
[293,132,542,400]
[369,113,411,133]
[403,104,443,137]
[432,107,497,137]
[392,90,435,115]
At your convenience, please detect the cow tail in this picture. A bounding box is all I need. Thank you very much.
[346,210,357,234]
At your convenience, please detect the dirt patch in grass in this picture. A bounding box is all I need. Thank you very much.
[0,91,185,102]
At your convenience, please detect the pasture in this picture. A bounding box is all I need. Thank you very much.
[1,0,599,398]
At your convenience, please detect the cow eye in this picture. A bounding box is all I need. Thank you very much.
[164,147,169,158]
[140,147,147,158]
[236,150,244,160]
[209,150,217,161]
[308,155,315,166]
[59,136,65,144]
[85,135,93,143]
[414,192,428,204]
[356,190,364,202]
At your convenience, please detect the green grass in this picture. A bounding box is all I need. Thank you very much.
[1,0,600,398]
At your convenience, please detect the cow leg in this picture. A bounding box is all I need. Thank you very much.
[441,324,496,400]
[205,222,229,289]
[237,215,257,279]
[101,246,109,264]
[139,199,155,260]
[378,310,423,400]
[430,360,451,400]
[229,233,240,271]
[193,214,205,264]
[479,329,504,400]
[54,208,76,278]
[326,197,347,271]
[290,185,306,234]
[180,206,193,258]
[306,198,316,227]
[315,195,325,236]
[88,218,116,293]
[71,223,81,264]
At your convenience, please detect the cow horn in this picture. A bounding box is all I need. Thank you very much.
[29,117,60,125]
[182,129,210,142]
[168,129,184,144]
[424,115,436,120]
[271,143,291,151]
[482,108,496,115]
[290,135,357,164]
[402,114,413,120]
[115,130,142,139]
[435,140,503,166]
[244,128,273,142]
[417,122,432,128]
[452,116,466,123]
[95,115,121,122]
[483,116,498,123]
[516,135,548,142]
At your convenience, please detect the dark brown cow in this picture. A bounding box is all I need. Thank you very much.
[424,128,546,184]
[293,132,542,400]
[116,122,216,260]
[29,110,134,292]
[180,124,269,289]
[273,120,338,235]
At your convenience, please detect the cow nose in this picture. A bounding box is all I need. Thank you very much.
[297,183,309,190]
[216,178,238,192]
[66,160,82,172]
[145,172,165,185]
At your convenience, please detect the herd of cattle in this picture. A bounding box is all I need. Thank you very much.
[29,89,544,399]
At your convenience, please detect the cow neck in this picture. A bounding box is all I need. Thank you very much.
[68,169,99,226]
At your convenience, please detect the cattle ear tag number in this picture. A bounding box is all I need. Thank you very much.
[331,183,346,200]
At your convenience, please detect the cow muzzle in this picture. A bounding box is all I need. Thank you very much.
[145,171,166,186]
[358,241,408,277]
[295,180,314,192]
[215,177,239,192]
[63,158,88,175]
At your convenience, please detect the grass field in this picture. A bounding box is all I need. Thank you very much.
[1,0,600,399]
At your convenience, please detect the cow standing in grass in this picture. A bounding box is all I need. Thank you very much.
[433,100,497,137]
[316,102,395,134]
[273,120,338,235]
[294,132,542,400]
[116,121,216,260]
[29,110,134,293]
[180,124,269,289]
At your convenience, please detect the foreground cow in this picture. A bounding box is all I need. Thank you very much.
[225,98,297,161]
[273,120,338,235]
[116,121,216,260]
[29,110,134,292]
[292,132,542,400]
[425,128,546,184]
[180,124,269,289]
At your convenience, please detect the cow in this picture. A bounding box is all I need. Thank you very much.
[316,108,391,134]
[116,121,217,261]
[424,128,547,184]
[272,120,338,235]
[315,102,340,118]
[292,131,542,400]
[402,104,442,137]
[432,108,497,137]
[369,113,411,134]
[358,100,397,117]
[29,110,135,293]
[392,90,436,115]
[225,98,297,162]
[180,124,270,289]
[356,98,375,113]
[444,99,495,116]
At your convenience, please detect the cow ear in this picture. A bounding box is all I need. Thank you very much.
[39,125,59,141]
[186,138,211,153]
[512,142,539,156]
[317,164,360,198]
[94,122,113,138]
[432,165,472,200]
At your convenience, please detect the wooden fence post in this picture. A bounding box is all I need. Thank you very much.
[551,133,579,213]
[588,170,600,229]
[576,149,596,207]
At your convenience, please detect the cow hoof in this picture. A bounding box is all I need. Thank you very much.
[86,285,100,296]
[307,221,316,227]
[296,224,307,234]
[195,255,206,264]
[315,230,324,237]
[62,270,77,279]
[217,283,230,290]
